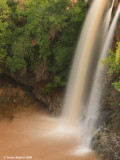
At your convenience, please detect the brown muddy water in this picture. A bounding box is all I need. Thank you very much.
[0,104,96,160]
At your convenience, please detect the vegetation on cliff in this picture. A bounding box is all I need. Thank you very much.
[0,0,86,88]
[102,42,120,130]
[94,42,120,160]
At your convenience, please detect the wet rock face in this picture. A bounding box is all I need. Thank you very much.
[115,20,120,42]
[49,94,63,116]
[0,76,35,120]
[114,0,120,42]
[1,67,35,87]
[33,85,64,116]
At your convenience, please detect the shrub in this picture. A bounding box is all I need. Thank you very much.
[102,42,120,91]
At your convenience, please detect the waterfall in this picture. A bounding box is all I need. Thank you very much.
[62,0,108,126]
[80,1,120,148]
[61,0,120,152]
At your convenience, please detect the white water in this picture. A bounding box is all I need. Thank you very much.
[100,4,120,61]
[61,0,120,151]
[62,0,108,127]
[102,0,115,40]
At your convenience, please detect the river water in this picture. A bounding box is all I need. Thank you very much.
[0,104,96,160]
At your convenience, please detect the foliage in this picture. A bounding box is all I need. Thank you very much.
[0,0,10,33]
[115,42,120,65]
[41,83,53,94]
[24,0,86,86]
[0,0,11,62]
[0,0,86,87]
[113,81,120,92]
[102,42,120,91]
[6,56,26,73]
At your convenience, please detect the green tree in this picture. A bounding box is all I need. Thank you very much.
[0,0,86,87]
[0,0,11,62]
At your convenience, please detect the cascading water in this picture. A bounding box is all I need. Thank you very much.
[62,0,108,127]
[61,0,120,153]
[102,0,115,40]
[101,3,120,60]
[80,0,120,148]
